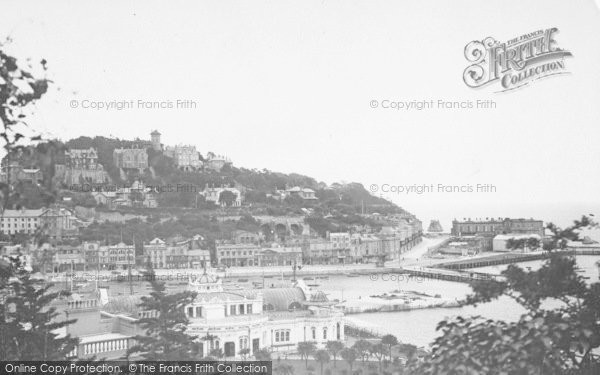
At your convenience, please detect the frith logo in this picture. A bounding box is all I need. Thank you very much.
[463,28,572,92]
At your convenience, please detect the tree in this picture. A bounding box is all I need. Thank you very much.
[370,343,388,374]
[396,343,417,363]
[505,236,540,252]
[1,258,78,360]
[298,341,317,368]
[254,347,272,361]
[352,339,372,364]
[274,363,294,375]
[313,349,330,375]
[381,334,398,361]
[239,347,250,360]
[326,341,345,367]
[340,347,358,374]
[0,42,50,212]
[209,348,224,358]
[127,269,199,360]
[31,247,55,274]
[218,190,238,207]
[201,332,217,355]
[410,216,600,374]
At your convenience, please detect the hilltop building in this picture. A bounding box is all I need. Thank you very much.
[0,162,43,184]
[150,130,162,151]
[113,148,148,172]
[201,186,242,207]
[55,148,110,185]
[205,152,232,172]
[285,187,318,200]
[164,144,203,171]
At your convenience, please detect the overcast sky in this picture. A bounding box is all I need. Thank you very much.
[1,0,599,229]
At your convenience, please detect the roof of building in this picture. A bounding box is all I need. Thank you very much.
[1,208,46,217]
[148,237,166,245]
[261,247,301,254]
[194,292,249,303]
[22,168,41,173]
[262,287,305,311]
[192,272,218,284]
[309,290,329,303]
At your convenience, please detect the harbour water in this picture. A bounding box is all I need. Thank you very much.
[61,245,599,348]
[319,255,600,347]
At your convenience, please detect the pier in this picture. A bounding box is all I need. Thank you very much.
[435,248,600,270]
[396,266,502,283]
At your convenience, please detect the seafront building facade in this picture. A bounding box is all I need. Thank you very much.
[0,207,82,240]
[184,274,344,357]
[451,217,544,251]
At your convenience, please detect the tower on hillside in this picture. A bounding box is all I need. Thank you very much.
[150,130,162,151]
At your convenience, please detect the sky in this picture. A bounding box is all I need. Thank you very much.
[1,0,599,229]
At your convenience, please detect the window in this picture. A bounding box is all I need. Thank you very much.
[323,327,327,340]
[196,306,202,318]
[311,327,316,340]
[239,304,245,314]
[247,304,253,314]
[187,307,194,317]
[274,330,291,343]
[230,305,236,315]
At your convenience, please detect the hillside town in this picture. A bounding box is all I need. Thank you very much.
[0,130,425,273]
[0,130,432,363]
[1,43,599,374]
[3,130,600,369]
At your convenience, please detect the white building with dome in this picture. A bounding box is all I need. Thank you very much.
[185,272,345,358]
[53,272,344,360]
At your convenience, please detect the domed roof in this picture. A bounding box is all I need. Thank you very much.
[188,271,223,293]
[195,273,217,284]
[262,287,306,311]
[309,291,329,303]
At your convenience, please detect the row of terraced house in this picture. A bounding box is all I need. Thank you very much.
[216,224,423,267]
[46,236,211,272]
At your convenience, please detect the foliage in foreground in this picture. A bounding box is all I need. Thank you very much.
[0,258,78,360]
[127,268,200,360]
[409,216,600,374]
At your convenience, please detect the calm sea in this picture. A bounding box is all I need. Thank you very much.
[319,255,600,347]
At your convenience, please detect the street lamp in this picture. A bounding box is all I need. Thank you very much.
[291,259,302,282]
